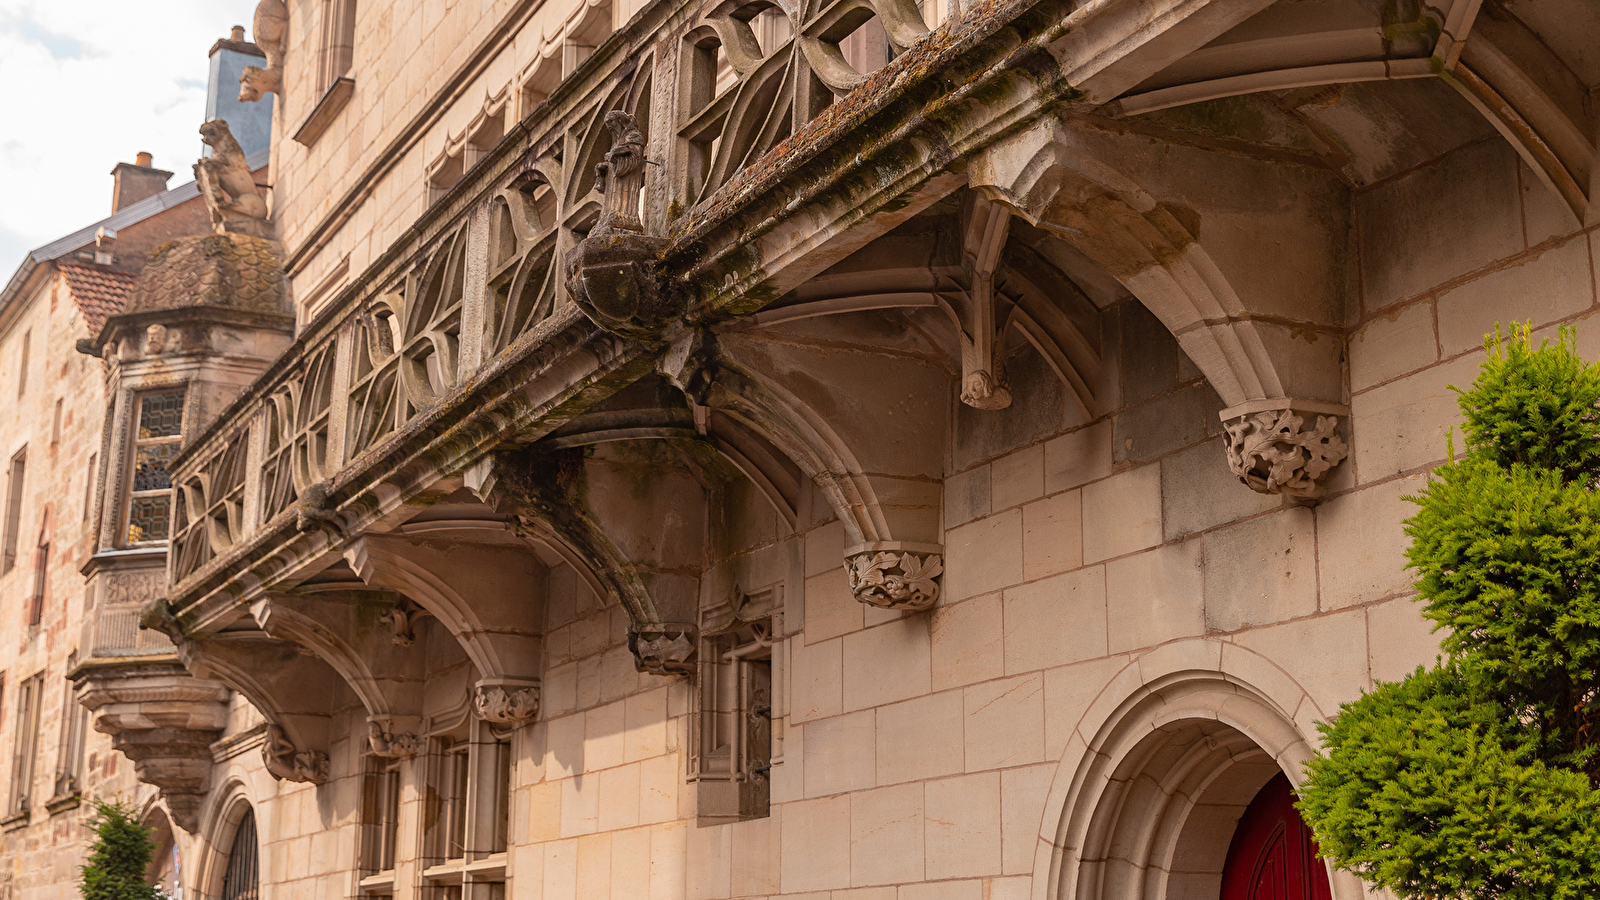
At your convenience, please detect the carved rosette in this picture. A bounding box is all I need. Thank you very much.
[847,548,944,611]
[367,716,421,757]
[629,623,697,676]
[1221,402,1349,498]
[262,723,329,784]
[472,679,541,725]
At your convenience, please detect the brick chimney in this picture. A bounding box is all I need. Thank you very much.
[110,153,174,213]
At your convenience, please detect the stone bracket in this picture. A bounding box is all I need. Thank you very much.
[367,715,423,757]
[629,623,698,675]
[472,677,541,725]
[263,722,329,784]
[845,542,945,611]
[1220,399,1349,499]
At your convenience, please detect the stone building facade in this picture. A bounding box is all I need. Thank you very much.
[0,34,274,900]
[29,2,1600,900]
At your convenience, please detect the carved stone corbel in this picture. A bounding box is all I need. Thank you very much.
[946,192,1015,410]
[1220,400,1349,499]
[366,715,422,757]
[846,544,945,611]
[564,111,683,339]
[377,596,423,646]
[629,623,697,675]
[262,723,329,784]
[472,678,541,725]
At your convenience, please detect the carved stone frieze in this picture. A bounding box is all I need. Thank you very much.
[262,723,329,784]
[629,623,697,676]
[366,716,421,757]
[564,111,682,339]
[1221,401,1349,498]
[847,548,944,611]
[472,678,541,724]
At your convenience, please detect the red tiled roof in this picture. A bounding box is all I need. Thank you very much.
[57,261,138,336]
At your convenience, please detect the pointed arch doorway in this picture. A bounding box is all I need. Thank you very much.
[1220,774,1332,900]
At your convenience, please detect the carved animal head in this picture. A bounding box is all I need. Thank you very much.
[239,66,271,102]
[199,118,231,147]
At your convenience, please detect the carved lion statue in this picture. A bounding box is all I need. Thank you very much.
[195,120,268,232]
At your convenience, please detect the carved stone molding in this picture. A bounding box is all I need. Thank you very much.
[262,723,329,784]
[846,546,944,611]
[1221,400,1349,498]
[472,679,541,725]
[366,715,421,757]
[629,623,697,676]
[71,659,231,833]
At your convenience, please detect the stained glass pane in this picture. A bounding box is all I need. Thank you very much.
[138,390,185,439]
[133,443,177,492]
[126,496,170,543]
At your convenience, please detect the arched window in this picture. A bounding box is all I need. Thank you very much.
[219,808,259,900]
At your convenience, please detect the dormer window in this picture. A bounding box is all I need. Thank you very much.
[126,388,185,544]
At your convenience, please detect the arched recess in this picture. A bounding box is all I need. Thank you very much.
[247,588,425,722]
[166,627,338,784]
[659,330,951,609]
[143,804,181,898]
[196,788,260,900]
[1034,640,1371,900]
[344,529,545,685]
[969,114,1345,413]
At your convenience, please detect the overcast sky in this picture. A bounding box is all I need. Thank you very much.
[0,0,260,270]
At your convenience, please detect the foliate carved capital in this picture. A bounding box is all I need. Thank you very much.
[366,716,421,757]
[472,679,541,725]
[629,623,697,676]
[263,723,329,784]
[847,545,944,611]
[1221,400,1349,498]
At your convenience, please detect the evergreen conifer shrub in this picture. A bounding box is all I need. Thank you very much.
[1298,325,1600,899]
[80,799,163,900]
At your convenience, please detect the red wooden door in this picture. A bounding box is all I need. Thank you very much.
[1218,774,1333,900]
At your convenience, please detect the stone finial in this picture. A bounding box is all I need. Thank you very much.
[1221,400,1349,499]
[472,678,541,724]
[195,120,271,238]
[629,623,696,675]
[239,0,287,102]
[564,110,684,339]
[847,547,944,611]
[262,723,329,784]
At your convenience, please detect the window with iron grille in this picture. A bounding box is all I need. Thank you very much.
[126,388,184,544]
[220,808,259,900]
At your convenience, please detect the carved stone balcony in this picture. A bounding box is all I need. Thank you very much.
[141,0,1520,769]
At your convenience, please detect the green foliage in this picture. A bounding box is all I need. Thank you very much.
[80,799,162,900]
[1299,325,1600,898]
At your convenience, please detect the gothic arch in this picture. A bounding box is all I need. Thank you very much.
[194,784,261,900]
[1033,639,1370,900]
[970,115,1345,412]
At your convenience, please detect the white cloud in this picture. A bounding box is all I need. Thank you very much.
[0,0,261,266]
